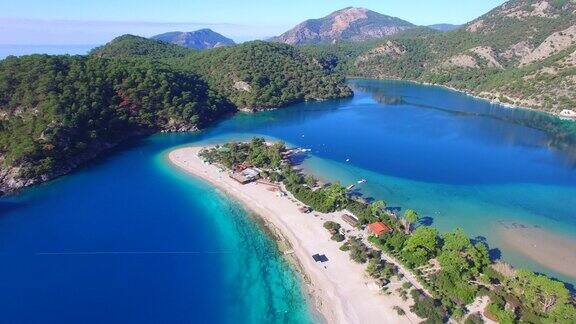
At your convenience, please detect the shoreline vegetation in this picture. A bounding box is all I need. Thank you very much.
[1,32,574,198]
[168,138,576,324]
[300,1,576,118]
[168,145,427,324]
[0,37,352,196]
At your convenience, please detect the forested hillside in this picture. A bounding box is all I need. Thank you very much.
[0,55,233,191]
[90,34,190,59]
[93,36,352,110]
[182,41,352,109]
[0,36,351,194]
[303,0,576,113]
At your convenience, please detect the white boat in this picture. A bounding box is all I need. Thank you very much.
[357,179,367,184]
[346,184,355,190]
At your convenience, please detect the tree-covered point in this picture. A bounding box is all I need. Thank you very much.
[90,34,192,59]
[182,41,353,109]
[199,138,576,323]
[91,36,353,109]
[199,138,286,170]
[0,54,232,182]
[0,35,352,193]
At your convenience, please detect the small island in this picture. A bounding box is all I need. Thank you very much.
[168,138,576,324]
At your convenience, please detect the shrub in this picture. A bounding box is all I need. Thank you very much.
[464,312,484,324]
[486,302,515,324]
[393,306,406,316]
[410,290,446,323]
[323,221,341,231]
[331,233,345,242]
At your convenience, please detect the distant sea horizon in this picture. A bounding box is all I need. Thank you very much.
[0,44,98,59]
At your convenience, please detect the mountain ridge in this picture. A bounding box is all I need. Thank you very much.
[0,36,351,194]
[151,29,235,49]
[304,0,576,115]
[272,7,415,45]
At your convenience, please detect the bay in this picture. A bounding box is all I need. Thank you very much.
[1,79,575,322]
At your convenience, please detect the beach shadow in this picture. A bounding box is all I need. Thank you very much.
[288,153,310,166]
[489,248,502,261]
[469,237,502,263]
[347,188,364,198]
[419,216,434,226]
[385,206,402,213]
[471,236,488,244]
[363,197,375,204]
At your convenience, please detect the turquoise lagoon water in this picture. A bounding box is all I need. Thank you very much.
[1,79,575,322]
[190,79,576,284]
[0,136,313,323]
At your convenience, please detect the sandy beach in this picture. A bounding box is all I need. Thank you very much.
[168,146,422,324]
[497,222,576,279]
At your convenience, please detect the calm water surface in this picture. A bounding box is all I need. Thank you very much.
[1,79,575,322]
[0,137,313,323]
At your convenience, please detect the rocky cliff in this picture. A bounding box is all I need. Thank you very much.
[272,7,415,45]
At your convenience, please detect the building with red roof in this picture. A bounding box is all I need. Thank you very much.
[367,222,391,236]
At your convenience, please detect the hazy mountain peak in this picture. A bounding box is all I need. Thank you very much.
[272,7,415,45]
[151,29,235,49]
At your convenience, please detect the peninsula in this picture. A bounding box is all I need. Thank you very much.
[168,146,422,323]
[168,139,576,323]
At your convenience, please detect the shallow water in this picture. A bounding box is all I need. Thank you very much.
[190,79,576,283]
[0,136,312,323]
[1,79,575,322]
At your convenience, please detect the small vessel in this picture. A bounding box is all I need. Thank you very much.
[346,184,355,190]
[346,158,350,162]
[357,179,367,184]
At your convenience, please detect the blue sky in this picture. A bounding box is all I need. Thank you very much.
[0,0,507,44]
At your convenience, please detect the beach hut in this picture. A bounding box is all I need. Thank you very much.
[230,167,260,184]
[342,214,359,227]
[367,222,391,236]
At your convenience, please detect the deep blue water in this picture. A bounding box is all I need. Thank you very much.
[0,137,312,323]
[1,79,575,322]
